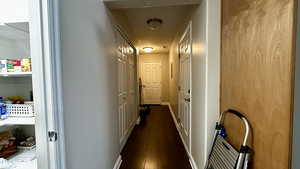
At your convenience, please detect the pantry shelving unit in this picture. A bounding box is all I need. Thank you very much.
[8,148,37,169]
[0,117,35,127]
[0,22,37,169]
[0,70,34,126]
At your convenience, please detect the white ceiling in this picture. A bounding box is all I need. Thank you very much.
[112,5,196,53]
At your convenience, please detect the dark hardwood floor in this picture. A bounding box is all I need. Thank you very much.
[120,105,192,169]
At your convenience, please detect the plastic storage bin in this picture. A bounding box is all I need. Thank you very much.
[6,103,34,117]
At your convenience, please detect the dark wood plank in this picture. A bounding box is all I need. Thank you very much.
[120,105,192,169]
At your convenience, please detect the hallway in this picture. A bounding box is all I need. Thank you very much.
[120,106,192,169]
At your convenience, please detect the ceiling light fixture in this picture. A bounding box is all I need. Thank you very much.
[143,47,154,53]
[146,18,163,30]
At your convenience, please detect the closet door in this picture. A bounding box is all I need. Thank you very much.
[117,33,127,143]
[128,48,136,127]
[116,30,137,147]
[118,57,124,143]
[178,24,192,152]
[117,33,134,144]
[123,43,129,136]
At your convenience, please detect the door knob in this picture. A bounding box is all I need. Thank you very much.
[184,98,191,102]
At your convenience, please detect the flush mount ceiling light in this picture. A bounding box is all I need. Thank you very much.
[143,47,154,53]
[146,18,163,30]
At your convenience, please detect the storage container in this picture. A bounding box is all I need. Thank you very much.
[6,103,34,117]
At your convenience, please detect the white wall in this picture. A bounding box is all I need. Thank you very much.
[190,2,207,167]
[191,1,220,167]
[169,42,179,115]
[0,36,32,100]
[169,0,220,168]
[0,38,16,58]
[59,0,120,169]
[0,37,30,59]
[204,0,220,159]
[0,78,32,100]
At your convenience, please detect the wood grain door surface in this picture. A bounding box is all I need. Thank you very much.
[221,0,297,168]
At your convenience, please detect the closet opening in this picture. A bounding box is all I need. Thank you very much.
[0,8,37,169]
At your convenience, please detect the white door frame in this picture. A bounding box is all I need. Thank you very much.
[178,22,192,153]
[30,0,66,169]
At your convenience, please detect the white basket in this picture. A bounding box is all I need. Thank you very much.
[6,103,35,117]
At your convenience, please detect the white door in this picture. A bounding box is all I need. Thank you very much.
[116,30,137,147]
[118,56,127,143]
[141,62,162,104]
[116,31,128,144]
[30,1,66,169]
[178,23,192,152]
[128,55,136,127]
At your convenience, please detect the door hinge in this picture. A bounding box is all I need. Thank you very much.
[48,131,58,142]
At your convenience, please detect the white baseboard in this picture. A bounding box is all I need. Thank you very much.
[168,103,189,153]
[167,103,179,129]
[189,156,199,169]
[136,116,141,125]
[113,155,122,169]
[120,119,136,150]
[167,103,199,169]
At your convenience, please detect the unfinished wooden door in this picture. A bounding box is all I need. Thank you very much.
[141,62,162,104]
[178,23,192,152]
[221,0,296,168]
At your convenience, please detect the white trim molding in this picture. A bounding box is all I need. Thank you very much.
[189,157,199,169]
[29,0,66,169]
[120,121,136,150]
[167,103,198,169]
[113,155,122,169]
[136,116,141,125]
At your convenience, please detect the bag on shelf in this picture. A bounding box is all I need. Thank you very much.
[21,58,31,72]
[0,131,17,158]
